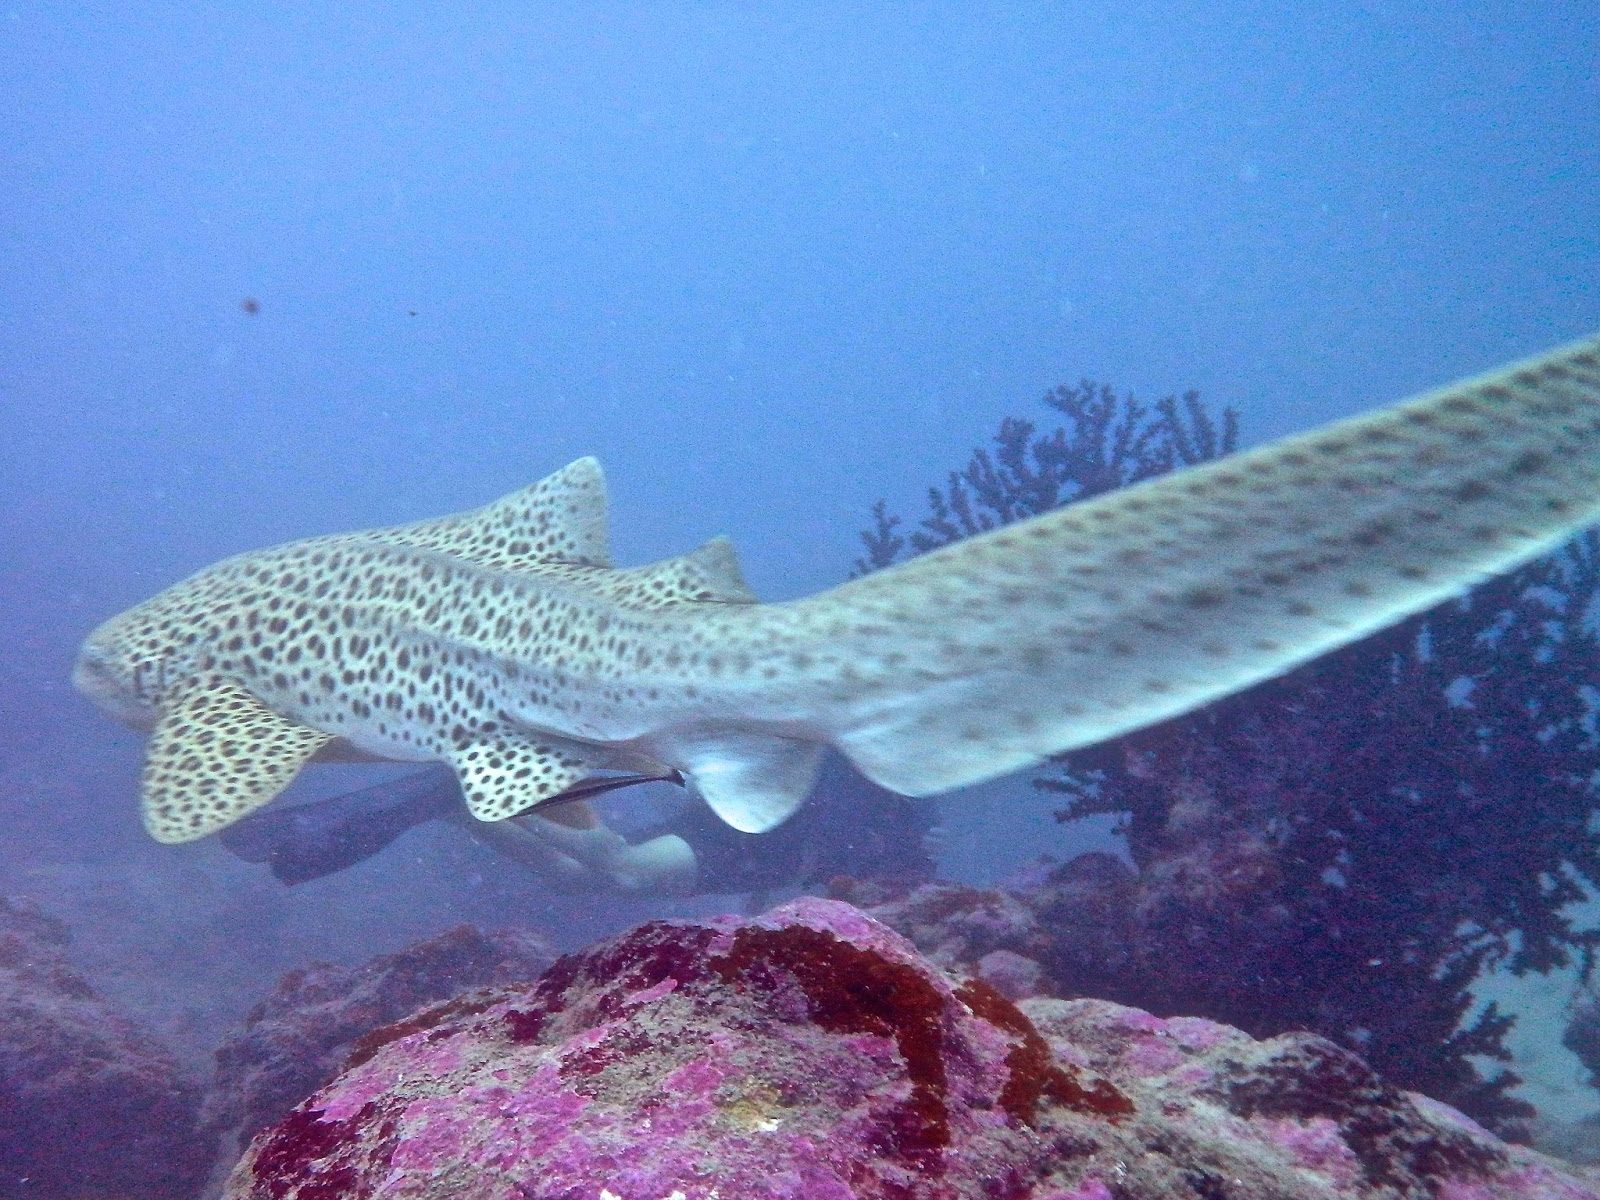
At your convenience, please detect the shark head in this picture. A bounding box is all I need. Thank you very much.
[73,601,185,731]
[72,546,266,736]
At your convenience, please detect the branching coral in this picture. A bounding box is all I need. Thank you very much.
[855,379,1236,574]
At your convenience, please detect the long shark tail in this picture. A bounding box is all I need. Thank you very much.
[812,333,1600,797]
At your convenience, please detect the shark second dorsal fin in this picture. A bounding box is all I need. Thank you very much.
[142,675,333,843]
[372,457,613,572]
[448,735,591,821]
[609,536,759,609]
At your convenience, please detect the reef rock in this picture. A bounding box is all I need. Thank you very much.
[831,877,1055,996]
[224,898,1599,1200]
[208,923,557,1153]
[0,894,214,1200]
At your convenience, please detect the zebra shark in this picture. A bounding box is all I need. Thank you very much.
[75,333,1600,844]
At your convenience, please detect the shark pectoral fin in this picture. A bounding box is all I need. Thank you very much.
[678,732,823,833]
[142,674,332,844]
[448,737,588,822]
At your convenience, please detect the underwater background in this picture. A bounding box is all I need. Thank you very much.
[2,4,1599,1195]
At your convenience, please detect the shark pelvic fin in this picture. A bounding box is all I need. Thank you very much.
[449,735,590,821]
[677,732,823,832]
[141,675,332,844]
[611,535,759,608]
[373,456,613,571]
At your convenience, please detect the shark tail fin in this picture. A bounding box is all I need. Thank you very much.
[828,332,1600,797]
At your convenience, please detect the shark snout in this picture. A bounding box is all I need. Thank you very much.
[72,639,156,730]
[71,642,111,699]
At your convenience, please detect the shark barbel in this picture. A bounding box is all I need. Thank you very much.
[75,334,1600,843]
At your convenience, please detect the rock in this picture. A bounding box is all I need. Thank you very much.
[0,894,214,1200]
[207,923,556,1154]
[978,947,1047,1000]
[223,898,1600,1199]
[1531,1114,1600,1169]
[831,879,1050,973]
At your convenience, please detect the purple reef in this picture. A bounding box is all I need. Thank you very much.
[224,898,1597,1200]
[207,923,557,1153]
[0,894,214,1200]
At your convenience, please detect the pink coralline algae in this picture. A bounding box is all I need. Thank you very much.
[224,898,1600,1200]
[0,894,214,1200]
[206,923,557,1155]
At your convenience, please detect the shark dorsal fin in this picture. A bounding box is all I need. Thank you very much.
[371,457,613,572]
[142,674,333,843]
[609,536,759,609]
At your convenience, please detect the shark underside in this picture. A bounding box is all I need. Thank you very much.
[73,333,1600,844]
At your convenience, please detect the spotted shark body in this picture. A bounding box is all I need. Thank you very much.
[75,334,1600,844]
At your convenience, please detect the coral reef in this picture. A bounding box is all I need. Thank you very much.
[224,899,1598,1199]
[860,377,1600,1133]
[0,894,214,1200]
[207,923,557,1154]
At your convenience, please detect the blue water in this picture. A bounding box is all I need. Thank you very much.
[2,0,1597,1152]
